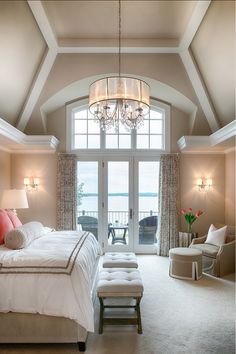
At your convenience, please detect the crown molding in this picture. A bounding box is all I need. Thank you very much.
[210,120,236,145]
[178,120,236,154]
[0,118,59,153]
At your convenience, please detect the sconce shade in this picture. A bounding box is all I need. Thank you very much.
[24,177,39,192]
[33,178,39,185]
[207,178,212,187]
[197,178,212,191]
[24,178,30,185]
[1,189,29,209]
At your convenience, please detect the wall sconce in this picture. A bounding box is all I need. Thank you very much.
[24,177,39,192]
[197,178,212,192]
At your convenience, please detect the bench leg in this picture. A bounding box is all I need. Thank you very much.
[99,297,104,334]
[136,297,142,334]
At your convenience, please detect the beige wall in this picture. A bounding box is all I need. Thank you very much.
[26,53,210,135]
[47,106,66,152]
[11,154,57,228]
[171,107,189,152]
[2,150,232,237]
[225,149,235,226]
[180,154,225,236]
[0,150,11,202]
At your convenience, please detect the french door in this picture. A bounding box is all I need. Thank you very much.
[77,157,159,254]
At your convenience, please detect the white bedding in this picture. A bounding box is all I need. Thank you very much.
[0,230,102,332]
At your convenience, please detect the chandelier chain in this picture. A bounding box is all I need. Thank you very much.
[88,0,150,131]
[118,0,121,77]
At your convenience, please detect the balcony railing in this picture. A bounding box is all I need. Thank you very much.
[77,210,158,224]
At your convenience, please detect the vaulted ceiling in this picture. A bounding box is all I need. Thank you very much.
[0,0,235,136]
[44,1,197,41]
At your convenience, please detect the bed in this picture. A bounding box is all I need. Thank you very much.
[0,225,102,352]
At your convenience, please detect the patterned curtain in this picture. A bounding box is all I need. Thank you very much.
[56,153,77,230]
[157,154,180,256]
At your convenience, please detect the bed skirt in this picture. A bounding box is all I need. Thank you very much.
[0,312,87,343]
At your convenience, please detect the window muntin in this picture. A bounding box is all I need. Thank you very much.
[136,107,164,149]
[69,99,169,151]
[105,121,131,149]
[73,108,100,149]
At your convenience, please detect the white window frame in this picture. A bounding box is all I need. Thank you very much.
[66,97,170,154]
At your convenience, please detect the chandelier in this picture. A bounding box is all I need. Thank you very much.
[89,0,150,131]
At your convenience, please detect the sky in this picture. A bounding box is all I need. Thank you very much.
[77,161,159,194]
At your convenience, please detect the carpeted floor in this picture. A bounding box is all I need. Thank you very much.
[0,255,235,354]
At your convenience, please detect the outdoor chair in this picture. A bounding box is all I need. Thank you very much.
[139,215,158,245]
[78,215,98,240]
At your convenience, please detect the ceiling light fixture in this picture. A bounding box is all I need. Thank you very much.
[89,0,150,131]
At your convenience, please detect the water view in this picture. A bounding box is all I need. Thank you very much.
[78,194,158,213]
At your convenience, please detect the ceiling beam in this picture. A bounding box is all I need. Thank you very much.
[17,49,57,131]
[58,38,180,54]
[179,0,211,51]
[180,49,220,132]
[27,0,57,49]
[17,1,58,132]
[17,0,218,135]
[179,0,220,133]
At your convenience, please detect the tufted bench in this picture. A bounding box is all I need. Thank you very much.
[103,252,138,268]
[97,268,144,334]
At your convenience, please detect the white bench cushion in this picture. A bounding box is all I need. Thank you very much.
[97,268,143,295]
[103,252,138,268]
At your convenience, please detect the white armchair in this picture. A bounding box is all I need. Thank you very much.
[190,229,235,277]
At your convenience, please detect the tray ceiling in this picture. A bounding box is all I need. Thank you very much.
[44,1,197,41]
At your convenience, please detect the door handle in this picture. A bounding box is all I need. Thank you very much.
[129,208,133,220]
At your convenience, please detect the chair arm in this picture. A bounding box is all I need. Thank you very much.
[217,240,235,276]
[190,235,207,245]
[218,240,235,255]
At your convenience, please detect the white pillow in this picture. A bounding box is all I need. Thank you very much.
[4,221,45,249]
[205,224,227,246]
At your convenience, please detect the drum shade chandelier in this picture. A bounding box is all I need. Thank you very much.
[89,0,150,131]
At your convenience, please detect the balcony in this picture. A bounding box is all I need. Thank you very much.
[77,210,158,245]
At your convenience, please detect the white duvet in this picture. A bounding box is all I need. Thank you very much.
[0,230,102,332]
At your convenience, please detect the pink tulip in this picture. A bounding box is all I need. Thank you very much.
[181,209,187,215]
[188,208,192,212]
[195,210,204,217]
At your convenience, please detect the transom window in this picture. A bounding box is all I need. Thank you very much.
[137,109,164,149]
[73,109,100,149]
[67,98,170,152]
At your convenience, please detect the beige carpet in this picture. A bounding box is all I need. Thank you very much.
[0,255,235,354]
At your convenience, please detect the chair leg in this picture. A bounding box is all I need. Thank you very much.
[99,297,104,334]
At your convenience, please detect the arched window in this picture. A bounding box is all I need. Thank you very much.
[66,98,170,152]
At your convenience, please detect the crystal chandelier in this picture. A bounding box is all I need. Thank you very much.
[89,0,150,131]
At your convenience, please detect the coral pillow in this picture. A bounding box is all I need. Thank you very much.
[205,224,227,246]
[0,209,14,244]
[6,210,22,228]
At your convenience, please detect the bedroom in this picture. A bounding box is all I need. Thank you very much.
[0,0,235,353]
